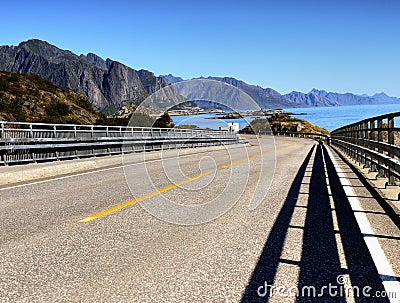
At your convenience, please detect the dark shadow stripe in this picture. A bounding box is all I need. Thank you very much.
[296,144,345,303]
[240,145,315,303]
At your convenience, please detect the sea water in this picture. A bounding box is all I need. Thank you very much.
[286,104,400,131]
[171,104,400,131]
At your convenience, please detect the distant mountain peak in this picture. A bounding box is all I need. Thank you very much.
[285,91,338,107]
[19,38,47,47]
[373,92,389,97]
[310,88,327,95]
[84,52,108,70]
[196,76,294,109]
[160,74,184,84]
[372,92,399,104]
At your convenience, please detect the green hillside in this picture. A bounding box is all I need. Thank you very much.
[0,71,104,124]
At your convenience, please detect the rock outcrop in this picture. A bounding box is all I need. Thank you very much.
[0,71,103,124]
[0,39,169,111]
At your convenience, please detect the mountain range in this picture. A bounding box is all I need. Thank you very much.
[161,75,295,108]
[0,39,172,112]
[161,75,400,108]
[161,74,400,108]
[0,39,399,113]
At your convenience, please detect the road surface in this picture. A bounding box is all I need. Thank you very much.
[0,136,399,302]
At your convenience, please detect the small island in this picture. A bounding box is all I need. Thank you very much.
[208,109,294,120]
[241,112,329,135]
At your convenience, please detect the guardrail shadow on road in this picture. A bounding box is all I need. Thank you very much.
[241,143,389,303]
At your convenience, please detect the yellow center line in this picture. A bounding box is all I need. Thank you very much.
[221,155,256,169]
[79,171,212,222]
[80,142,297,222]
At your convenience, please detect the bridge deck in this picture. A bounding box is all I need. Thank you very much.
[0,136,398,302]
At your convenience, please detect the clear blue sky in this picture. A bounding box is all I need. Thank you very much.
[1,0,399,96]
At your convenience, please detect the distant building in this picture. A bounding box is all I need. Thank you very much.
[219,122,240,132]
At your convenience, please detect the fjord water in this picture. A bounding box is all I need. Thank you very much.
[287,103,400,131]
[171,104,400,131]
[172,113,253,130]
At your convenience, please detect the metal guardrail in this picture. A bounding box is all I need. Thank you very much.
[331,112,400,186]
[0,121,239,165]
[240,129,330,141]
[274,131,330,141]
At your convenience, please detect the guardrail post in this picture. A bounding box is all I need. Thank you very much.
[53,125,59,160]
[357,123,361,161]
[119,126,123,153]
[353,125,359,163]
[91,126,95,156]
[0,123,4,165]
[106,126,111,155]
[375,119,386,178]
[386,116,397,186]
[74,126,78,158]
[349,126,353,158]
[29,124,34,138]
[369,119,378,172]
[30,124,36,162]
[388,116,395,147]
[360,122,366,166]
[362,121,371,168]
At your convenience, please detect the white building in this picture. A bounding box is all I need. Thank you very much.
[219,122,240,133]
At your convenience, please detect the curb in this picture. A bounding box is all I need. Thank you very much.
[0,144,245,186]
[330,145,400,229]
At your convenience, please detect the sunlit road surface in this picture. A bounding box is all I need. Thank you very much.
[0,136,399,302]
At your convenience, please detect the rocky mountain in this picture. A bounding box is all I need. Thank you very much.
[161,74,184,85]
[285,89,400,107]
[284,91,339,107]
[2,40,398,113]
[308,88,399,106]
[372,92,400,104]
[0,71,104,124]
[204,77,295,108]
[0,39,172,111]
[162,74,400,108]
[160,74,296,109]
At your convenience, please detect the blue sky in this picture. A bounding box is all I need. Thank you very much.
[1,0,399,96]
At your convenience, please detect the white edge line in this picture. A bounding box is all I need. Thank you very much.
[326,147,400,303]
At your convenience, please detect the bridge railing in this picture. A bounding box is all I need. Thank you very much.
[274,131,330,141]
[331,112,400,186]
[240,129,330,141]
[0,121,239,165]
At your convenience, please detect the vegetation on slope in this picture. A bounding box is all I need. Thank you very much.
[0,71,102,124]
[242,113,330,135]
[0,71,176,127]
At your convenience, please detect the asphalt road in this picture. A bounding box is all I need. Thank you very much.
[0,136,399,302]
